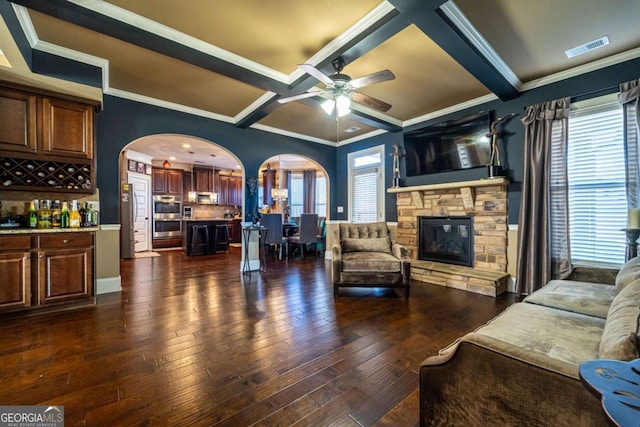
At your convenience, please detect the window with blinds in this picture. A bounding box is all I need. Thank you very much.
[567,98,626,267]
[348,145,384,223]
[316,173,326,217]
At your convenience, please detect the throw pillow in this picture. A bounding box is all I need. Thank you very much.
[342,237,391,254]
[614,256,640,292]
[599,281,640,360]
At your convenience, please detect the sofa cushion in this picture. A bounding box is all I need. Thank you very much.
[463,303,605,379]
[342,237,391,254]
[599,281,640,360]
[341,252,400,272]
[614,256,640,291]
[523,279,616,319]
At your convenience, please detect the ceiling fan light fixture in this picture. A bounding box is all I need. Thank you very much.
[321,99,335,115]
[336,94,351,117]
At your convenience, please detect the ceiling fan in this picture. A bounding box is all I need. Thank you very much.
[277,57,395,116]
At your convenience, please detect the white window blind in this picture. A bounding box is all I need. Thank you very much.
[316,173,326,217]
[289,172,304,218]
[567,100,626,267]
[352,166,379,223]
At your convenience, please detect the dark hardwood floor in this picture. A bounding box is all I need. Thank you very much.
[0,248,518,426]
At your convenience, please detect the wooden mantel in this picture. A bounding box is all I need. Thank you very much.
[388,177,509,210]
[387,177,510,193]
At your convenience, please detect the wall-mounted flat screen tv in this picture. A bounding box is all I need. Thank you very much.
[403,111,492,176]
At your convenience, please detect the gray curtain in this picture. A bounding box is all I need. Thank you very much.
[516,97,572,295]
[303,170,316,213]
[620,78,640,208]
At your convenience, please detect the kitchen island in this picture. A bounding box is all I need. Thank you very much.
[181,218,241,256]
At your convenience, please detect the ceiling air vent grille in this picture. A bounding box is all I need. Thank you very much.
[565,36,609,58]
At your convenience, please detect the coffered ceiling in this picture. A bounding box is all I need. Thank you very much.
[1,0,640,150]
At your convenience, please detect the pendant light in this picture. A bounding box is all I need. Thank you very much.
[211,154,219,204]
[187,151,196,203]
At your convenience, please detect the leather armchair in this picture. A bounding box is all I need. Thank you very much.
[332,222,411,298]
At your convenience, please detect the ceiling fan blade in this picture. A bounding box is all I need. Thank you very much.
[352,92,392,112]
[298,63,334,85]
[349,70,395,89]
[277,91,319,104]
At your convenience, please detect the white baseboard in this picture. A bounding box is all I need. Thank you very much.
[96,276,122,294]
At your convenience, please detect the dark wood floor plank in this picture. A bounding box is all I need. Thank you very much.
[0,249,518,426]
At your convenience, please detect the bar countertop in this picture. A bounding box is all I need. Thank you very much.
[0,226,100,235]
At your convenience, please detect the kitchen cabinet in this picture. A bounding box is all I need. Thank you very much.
[0,86,37,154]
[0,230,95,313]
[0,235,31,310]
[0,81,99,194]
[183,171,192,196]
[228,219,241,243]
[218,175,230,205]
[36,232,93,305]
[40,97,94,159]
[194,167,214,192]
[229,176,242,206]
[152,167,183,195]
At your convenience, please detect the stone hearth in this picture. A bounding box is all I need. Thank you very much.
[388,178,509,296]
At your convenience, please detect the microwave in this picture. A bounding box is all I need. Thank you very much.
[196,192,218,205]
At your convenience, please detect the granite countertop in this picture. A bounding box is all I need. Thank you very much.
[0,226,100,235]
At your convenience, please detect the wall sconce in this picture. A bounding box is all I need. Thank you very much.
[162,160,171,168]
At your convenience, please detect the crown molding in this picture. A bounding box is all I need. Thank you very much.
[403,93,498,128]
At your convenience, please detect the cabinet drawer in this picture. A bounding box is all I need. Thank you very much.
[37,232,92,249]
[0,235,31,251]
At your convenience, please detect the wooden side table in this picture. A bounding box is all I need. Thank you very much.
[579,358,640,427]
[621,229,640,261]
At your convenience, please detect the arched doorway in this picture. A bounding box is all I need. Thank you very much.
[119,134,244,257]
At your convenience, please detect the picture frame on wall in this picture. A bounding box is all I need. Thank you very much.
[128,159,137,172]
[137,162,146,174]
[145,164,152,175]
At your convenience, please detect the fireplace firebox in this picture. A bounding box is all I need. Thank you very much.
[418,216,473,267]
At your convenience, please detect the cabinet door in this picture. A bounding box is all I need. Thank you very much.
[0,87,37,154]
[0,251,31,310]
[194,168,211,192]
[167,170,183,195]
[229,177,242,206]
[40,97,94,159]
[37,247,93,304]
[183,171,192,197]
[152,168,167,194]
[218,175,230,205]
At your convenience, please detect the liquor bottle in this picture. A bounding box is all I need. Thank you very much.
[81,203,92,227]
[69,200,81,228]
[60,201,70,228]
[51,200,61,228]
[28,201,38,229]
[38,199,52,229]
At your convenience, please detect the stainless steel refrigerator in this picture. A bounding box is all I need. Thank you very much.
[120,183,135,259]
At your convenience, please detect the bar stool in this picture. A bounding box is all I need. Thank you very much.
[215,223,231,253]
[190,224,210,256]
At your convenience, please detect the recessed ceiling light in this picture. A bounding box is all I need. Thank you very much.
[235,164,241,169]
[344,126,361,133]
[182,143,191,148]
[169,156,176,160]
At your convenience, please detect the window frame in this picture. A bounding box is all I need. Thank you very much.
[347,144,385,223]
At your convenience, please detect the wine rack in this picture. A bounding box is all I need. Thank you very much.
[0,156,93,193]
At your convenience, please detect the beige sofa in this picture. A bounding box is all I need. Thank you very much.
[419,257,640,426]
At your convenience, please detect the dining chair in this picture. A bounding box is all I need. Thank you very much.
[288,213,318,259]
[260,213,287,260]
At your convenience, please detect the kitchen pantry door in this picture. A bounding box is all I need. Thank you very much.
[129,173,151,252]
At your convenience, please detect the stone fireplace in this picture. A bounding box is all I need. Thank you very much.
[389,178,510,296]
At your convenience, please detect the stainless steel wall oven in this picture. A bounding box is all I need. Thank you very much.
[153,195,181,238]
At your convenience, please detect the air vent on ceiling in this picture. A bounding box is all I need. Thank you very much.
[565,36,609,58]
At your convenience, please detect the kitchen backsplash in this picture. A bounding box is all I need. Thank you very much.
[188,204,241,219]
